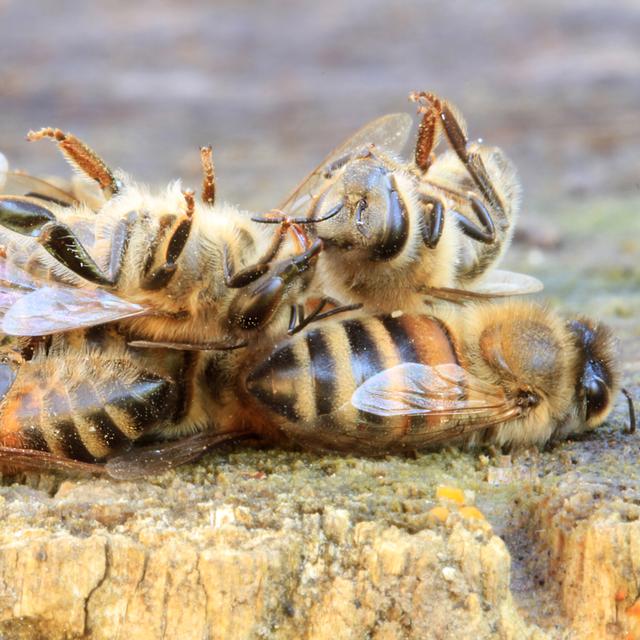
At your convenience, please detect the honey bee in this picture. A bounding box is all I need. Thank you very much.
[0,328,246,477]
[0,130,322,349]
[238,301,631,452]
[0,301,632,479]
[268,91,540,313]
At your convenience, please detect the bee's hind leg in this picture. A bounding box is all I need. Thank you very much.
[410,92,505,216]
[0,195,115,285]
[27,128,121,199]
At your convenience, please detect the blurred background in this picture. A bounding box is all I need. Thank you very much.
[1,0,639,208]
[1,0,639,332]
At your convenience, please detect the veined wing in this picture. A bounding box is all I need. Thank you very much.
[350,362,522,446]
[105,431,250,480]
[469,270,543,296]
[0,169,80,207]
[1,286,146,336]
[278,113,413,218]
[0,252,145,336]
[423,270,543,302]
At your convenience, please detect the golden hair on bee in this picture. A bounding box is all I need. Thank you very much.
[0,129,322,350]
[238,300,622,452]
[268,91,537,314]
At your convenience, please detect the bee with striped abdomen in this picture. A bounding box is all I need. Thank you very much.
[240,301,629,452]
[0,328,248,478]
[269,91,538,314]
[0,301,632,478]
[0,130,321,350]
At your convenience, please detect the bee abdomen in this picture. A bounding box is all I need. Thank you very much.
[0,361,177,462]
[245,314,461,443]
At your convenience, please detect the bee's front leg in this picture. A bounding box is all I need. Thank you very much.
[450,194,496,244]
[418,194,445,249]
[222,219,293,289]
[227,239,322,332]
[140,190,195,290]
[287,298,362,335]
[0,195,115,285]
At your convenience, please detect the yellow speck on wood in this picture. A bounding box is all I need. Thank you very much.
[436,486,465,505]
[427,506,450,522]
[626,598,640,618]
[616,588,628,602]
[460,506,485,520]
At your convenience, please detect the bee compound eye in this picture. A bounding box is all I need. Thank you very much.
[585,377,609,421]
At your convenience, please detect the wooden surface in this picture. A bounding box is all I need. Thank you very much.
[1,2,640,638]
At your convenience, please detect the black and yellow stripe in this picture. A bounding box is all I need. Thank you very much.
[0,334,185,462]
[245,313,462,448]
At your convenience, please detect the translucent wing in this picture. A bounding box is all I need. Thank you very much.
[423,271,543,303]
[469,270,543,296]
[105,431,249,480]
[278,113,413,217]
[0,433,245,479]
[349,362,522,447]
[1,286,146,336]
[0,446,107,476]
[0,221,146,335]
[0,170,80,207]
[0,258,39,292]
[351,362,507,416]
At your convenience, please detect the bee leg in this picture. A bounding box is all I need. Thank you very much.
[107,211,138,282]
[413,101,440,173]
[451,195,496,244]
[410,92,504,215]
[0,196,114,285]
[223,219,292,288]
[288,304,306,334]
[200,145,216,206]
[141,190,195,290]
[228,239,322,331]
[419,195,445,248]
[288,298,362,335]
[27,128,120,199]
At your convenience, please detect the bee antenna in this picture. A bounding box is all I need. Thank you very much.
[251,202,345,226]
[621,388,636,434]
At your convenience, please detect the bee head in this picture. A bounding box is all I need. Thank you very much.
[566,317,619,428]
[316,159,409,262]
